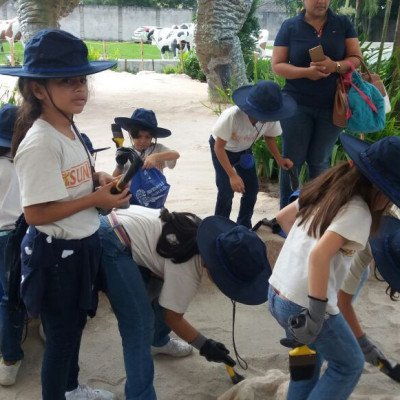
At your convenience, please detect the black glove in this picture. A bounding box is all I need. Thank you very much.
[288,295,327,345]
[199,339,236,367]
[115,147,136,168]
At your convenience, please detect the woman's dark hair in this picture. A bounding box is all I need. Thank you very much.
[298,162,386,238]
[156,208,202,264]
[11,77,46,157]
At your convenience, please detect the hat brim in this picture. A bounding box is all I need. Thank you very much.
[369,216,400,292]
[114,117,171,138]
[0,60,116,78]
[232,85,297,122]
[340,133,400,208]
[197,216,270,305]
[91,146,110,153]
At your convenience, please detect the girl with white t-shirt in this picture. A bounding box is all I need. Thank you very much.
[210,80,297,228]
[268,133,400,400]
[0,30,130,400]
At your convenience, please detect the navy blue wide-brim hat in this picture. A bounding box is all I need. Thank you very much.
[80,133,110,155]
[0,29,115,78]
[340,133,400,208]
[197,216,271,305]
[232,80,297,122]
[369,216,400,292]
[0,103,18,148]
[115,108,171,138]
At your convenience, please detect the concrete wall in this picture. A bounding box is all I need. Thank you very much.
[0,2,285,41]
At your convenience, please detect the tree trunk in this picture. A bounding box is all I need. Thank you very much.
[195,0,253,101]
[15,0,80,43]
[390,2,400,107]
[376,0,393,71]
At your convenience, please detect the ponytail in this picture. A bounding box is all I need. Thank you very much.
[156,208,202,264]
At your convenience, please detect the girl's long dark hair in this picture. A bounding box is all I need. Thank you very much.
[156,208,202,264]
[11,77,46,157]
[297,162,385,238]
[373,266,399,301]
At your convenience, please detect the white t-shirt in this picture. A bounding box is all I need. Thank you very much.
[211,105,281,152]
[14,119,99,239]
[269,197,371,315]
[0,155,22,230]
[115,206,204,314]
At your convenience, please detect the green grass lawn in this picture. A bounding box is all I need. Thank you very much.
[0,40,162,65]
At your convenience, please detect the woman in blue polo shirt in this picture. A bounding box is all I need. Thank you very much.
[272,0,362,208]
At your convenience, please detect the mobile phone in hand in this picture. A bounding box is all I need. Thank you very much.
[309,45,325,62]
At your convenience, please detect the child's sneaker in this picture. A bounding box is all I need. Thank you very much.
[65,384,117,400]
[151,338,193,357]
[0,358,21,386]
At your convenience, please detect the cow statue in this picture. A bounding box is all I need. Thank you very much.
[0,17,22,52]
[151,24,195,60]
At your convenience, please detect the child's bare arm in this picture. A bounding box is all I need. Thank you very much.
[276,201,297,235]
[143,150,180,169]
[23,181,130,226]
[263,136,293,170]
[214,137,244,193]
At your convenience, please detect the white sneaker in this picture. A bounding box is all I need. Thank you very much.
[65,384,117,400]
[0,358,21,386]
[151,338,193,358]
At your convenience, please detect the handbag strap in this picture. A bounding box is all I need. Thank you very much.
[347,54,373,82]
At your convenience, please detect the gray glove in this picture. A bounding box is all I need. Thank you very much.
[289,295,328,345]
[358,334,385,366]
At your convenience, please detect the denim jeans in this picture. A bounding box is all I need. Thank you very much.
[268,286,364,400]
[0,233,25,362]
[99,217,157,400]
[279,106,342,208]
[138,266,170,347]
[209,136,258,228]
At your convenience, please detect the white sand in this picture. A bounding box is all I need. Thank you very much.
[0,71,399,400]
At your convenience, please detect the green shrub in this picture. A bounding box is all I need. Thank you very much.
[163,66,178,74]
[183,51,206,82]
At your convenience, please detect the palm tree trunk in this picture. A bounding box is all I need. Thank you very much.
[15,0,80,43]
[195,0,253,101]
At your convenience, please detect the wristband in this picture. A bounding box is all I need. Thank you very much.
[189,333,208,350]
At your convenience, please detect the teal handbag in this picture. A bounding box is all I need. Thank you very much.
[344,65,386,134]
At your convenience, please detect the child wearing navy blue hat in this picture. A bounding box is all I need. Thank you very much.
[0,103,24,387]
[209,80,297,228]
[268,133,400,400]
[0,30,131,400]
[113,108,179,175]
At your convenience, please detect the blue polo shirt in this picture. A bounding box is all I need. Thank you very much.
[274,9,358,108]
